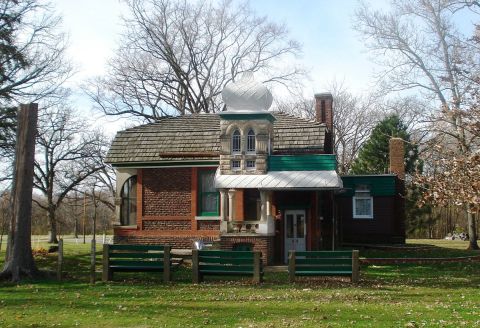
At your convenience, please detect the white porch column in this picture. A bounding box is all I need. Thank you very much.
[228,189,236,221]
[219,189,228,221]
[266,191,272,217]
[260,190,267,222]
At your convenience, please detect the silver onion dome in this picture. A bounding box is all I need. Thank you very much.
[221,72,273,112]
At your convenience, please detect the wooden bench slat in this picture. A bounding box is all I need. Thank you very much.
[198,250,255,258]
[199,264,256,272]
[296,265,352,272]
[200,270,255,276]
[295,258,352,265]
[295,251,352,258]
[198,257,256,265]
[109,245,165,251]
[109,253,165,259]
[110,266,165,272]
[110,260,165,267]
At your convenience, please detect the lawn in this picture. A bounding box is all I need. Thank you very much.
[0,239,479,327]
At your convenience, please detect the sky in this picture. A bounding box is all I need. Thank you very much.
[51,0,410,134]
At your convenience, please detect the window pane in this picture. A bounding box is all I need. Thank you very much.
[286,215,294,238]
[201,171,215,192]
[247,129,255,152]
[231,160,240,170]
[120,176,137,225]
[232,130,241,153]
[355,198,371,216]
[296,214,305,238]
[202,193,217,213]
[128,198,137,225]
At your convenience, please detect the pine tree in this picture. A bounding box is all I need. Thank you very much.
[350,114,418,175]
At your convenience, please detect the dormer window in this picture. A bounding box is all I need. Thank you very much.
[232,129,241,154]
[246,129,256,153]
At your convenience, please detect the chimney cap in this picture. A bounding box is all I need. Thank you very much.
[314,92,333,99]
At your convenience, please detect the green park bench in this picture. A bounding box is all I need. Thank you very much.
[102,244,172,282]
[288,250,359,283]
[192,250,263,283]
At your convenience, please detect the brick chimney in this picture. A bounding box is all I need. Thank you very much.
[389,137,405,179]
[315,93,334,154]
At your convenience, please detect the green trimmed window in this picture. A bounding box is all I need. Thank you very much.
[198,170,219,216]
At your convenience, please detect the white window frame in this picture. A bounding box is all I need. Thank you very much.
[246,129,256,154]
[231,159,241,171]
[352,186,373,219]
[246,159,256,170]
[232,130,241,154]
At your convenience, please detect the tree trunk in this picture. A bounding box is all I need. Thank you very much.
[467,211,479,250]
[0,104,40,282]
[48,209,58,244]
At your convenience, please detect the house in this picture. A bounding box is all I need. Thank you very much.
[106,73,405,265]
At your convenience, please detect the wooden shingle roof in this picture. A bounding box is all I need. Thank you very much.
[105,112,326,165]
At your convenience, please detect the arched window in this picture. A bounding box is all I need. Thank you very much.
[232,129,241,153]
[246,129,256,153]
[120,176,137,226]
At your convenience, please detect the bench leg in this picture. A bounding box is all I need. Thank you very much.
[351,250,359,283]
[102,244,112,282]
[163,246,171,283]
[288,251,295,283]
[253,252,262,284]
[192,250,201,283]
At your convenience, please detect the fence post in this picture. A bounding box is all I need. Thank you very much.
[192,249,200,283]
[57,238,64,281]
[163,246,171,282]
[352,250,359,283]
[102,244,111,282]
[288,251,295,283]
[253,251,262,283]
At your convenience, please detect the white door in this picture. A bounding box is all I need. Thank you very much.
[284,210,306,263]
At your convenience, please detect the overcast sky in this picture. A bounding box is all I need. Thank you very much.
[52,0,475,135]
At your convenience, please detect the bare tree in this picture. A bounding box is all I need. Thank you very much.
[0,0,72,105]
[85,0,305,121]
[33,105,108,244]
[354,0,479,248]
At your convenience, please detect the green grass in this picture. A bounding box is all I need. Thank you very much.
[0,240,479,327]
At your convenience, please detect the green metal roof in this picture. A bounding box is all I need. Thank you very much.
[340,175,397,197]
[268,154,337,171]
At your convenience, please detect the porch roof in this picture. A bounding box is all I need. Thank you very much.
[214,170,342,190]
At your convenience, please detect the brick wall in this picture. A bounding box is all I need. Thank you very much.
[114,235,218,249]
[143,220,192,230]
[220,235,274,265]
[389,138,405,179]
[197,220,220,230]
[142,168,191,216]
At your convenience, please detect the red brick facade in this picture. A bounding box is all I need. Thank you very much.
[220,235,275,265]
[142,168,191,216]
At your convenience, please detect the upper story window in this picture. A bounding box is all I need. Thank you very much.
[232,129,241,154]
[120,176,137,226]
[352,185,373,219]
[246,129,256,153]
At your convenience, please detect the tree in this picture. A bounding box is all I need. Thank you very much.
[350,114,418,175]
[0,0,71,104]
[86,0,304,121]
[0,104,39,282]
[354,0,479,248]
[33,105,108,244]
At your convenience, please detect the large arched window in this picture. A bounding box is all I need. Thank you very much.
[232,129,241,154]
[120,176,137,226]
[246,129,256,153]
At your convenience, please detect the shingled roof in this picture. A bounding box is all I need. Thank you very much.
[106,112,327,165]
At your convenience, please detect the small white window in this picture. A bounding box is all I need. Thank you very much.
[231,160,241,170]
[352,185,373,219]
[246,129,255,153]
[232,130,241,154]
[246,160,255,170]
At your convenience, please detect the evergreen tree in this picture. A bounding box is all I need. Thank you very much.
[350,114,418,175]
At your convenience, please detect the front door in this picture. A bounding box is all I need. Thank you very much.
[284,210,306,263]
